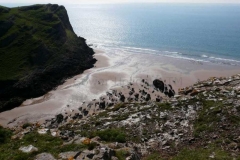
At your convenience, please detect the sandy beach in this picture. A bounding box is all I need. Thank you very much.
[0,49,239,128]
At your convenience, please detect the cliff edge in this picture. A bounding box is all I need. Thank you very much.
[0,4,96,112]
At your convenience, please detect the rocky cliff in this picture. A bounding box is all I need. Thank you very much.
[0,74,239,159]
[0,4,96,111]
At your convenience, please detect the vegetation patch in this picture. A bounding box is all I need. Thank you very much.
[94,129,126,143]
[110,103,126,111]
[0,130,87,160]
[143,152,162,160]
[171,147,234,160]
[22,123,33,129]
[115,149,130,160]
[193,100,223,137]
[156,103,172,111]
[0,126,12,143]
[0,4,95,112]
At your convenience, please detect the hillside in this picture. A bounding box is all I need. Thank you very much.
[0,4,96,111]
[0,74,239,159]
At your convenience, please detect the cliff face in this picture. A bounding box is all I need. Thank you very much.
[0,4,96,112]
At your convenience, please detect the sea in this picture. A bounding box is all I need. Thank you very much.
[3,3,240,66]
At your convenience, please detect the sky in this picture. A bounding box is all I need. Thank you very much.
[1,0,240,4]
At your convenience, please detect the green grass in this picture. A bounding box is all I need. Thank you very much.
[172,147,234,160]
[143,152,162,160]
[0,4,95,111]
[142,146,238,160]
[94,129,126,143]
[0,126,12,144]
[0,4,78,80]
[0,130,87,160]
[22,123,33,129]
[80,128,127,143]
[156,103,172,111]
[115,149,130,160]
[110,103,126,111]
[193,100,223,137]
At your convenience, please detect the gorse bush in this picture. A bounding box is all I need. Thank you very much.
[22,123,32,129]
[0,126,12,143]
[95,129,126,143]
[115,149,130,160]
[87,142,98,150]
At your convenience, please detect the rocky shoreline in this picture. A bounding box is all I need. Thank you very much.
[1,73,239,159]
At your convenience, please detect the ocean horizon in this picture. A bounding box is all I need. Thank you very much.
[67,3,240,66]
[3,3,240,66]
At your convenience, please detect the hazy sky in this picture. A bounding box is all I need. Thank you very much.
[1,0,240,4]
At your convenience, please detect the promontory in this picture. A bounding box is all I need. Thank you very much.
[0,4,96,112]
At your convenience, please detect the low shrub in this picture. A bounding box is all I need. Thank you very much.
[0,126,12,143]
[95,129,126,143]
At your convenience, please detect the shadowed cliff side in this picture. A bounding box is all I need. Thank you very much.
[0,4,96,112]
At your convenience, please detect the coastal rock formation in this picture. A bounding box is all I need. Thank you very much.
[153,79,165,92]
[0,4,96,111]
[153,79,175,98]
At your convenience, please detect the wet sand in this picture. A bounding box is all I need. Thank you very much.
[0,49,239,128]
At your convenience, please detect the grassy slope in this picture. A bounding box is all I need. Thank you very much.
[0,4,73,80]
[0,4,95,111]
[0,126,88,160]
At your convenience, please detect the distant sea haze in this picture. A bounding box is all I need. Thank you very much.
[66,3,240,66]
[4,3,240,66]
